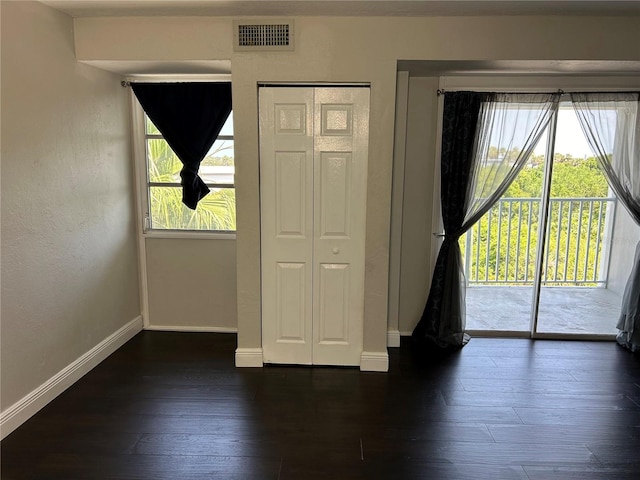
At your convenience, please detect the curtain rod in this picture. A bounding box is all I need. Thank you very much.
[121,78,232,87]
[436,88,640,96]
[437,89,565,96]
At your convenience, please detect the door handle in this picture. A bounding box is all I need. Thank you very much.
[332,247,340,254]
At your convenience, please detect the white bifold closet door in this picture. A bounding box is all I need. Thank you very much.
[259,86,370,366]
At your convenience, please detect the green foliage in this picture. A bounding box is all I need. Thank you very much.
[147,139,181,183]
[550,156,607,198]
[463,153,611,286]
[504,155,607,199]
[147,139,236,231]
[149,187,236,231]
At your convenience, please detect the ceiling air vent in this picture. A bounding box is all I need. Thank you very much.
[233,20,294,51]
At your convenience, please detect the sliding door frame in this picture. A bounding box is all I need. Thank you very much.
[430,75,638,340]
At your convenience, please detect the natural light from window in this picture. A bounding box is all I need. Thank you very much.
[145,112,235,232]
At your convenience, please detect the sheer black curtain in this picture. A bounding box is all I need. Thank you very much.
[571,92,640,352]
[131,82,232,209]
[411,92,487,351]
[412,91,559,353]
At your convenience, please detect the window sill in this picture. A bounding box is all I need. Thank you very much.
[143,230,237,240]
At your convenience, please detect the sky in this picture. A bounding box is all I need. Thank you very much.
[534,106,593,158]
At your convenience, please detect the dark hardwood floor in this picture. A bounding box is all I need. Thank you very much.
[2,332,640,479]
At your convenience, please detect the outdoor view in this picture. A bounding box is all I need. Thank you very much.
[461,149,612,287]
[145,113,236,231]
[463,103,630,336]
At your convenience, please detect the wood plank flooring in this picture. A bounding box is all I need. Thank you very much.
[2,332,640,479]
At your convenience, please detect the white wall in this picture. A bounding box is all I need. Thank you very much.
[145,238,237,331]
[398,76,439,334]
[72,14,640,357]
[1,0,140,418]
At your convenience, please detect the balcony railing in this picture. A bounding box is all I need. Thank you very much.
[463,197,617,286]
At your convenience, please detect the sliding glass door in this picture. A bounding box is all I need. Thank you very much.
[462,155,543,333]
[536,104,619,336]
[465,100,625,338]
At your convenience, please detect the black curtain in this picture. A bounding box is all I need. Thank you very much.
[411,91,487,352]
[131,82,232,209]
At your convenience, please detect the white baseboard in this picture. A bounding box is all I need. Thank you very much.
[0,316,143,440]
[400,330,413,337]
[145,325,237,333]
[235,348,264,367]
[387,329,401,348]
[360,351,389,372]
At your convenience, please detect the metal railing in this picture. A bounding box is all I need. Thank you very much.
[463,197,616,286]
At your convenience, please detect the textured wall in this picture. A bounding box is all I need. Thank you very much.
[1,1,140,410]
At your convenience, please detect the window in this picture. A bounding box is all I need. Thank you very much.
[143,111,235,232]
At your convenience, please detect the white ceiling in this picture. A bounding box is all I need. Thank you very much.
[38,0,640,18]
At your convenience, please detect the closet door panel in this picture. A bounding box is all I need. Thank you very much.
[260,88,314,365]
[312,87,370,366]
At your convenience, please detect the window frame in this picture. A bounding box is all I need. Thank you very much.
[130,77,236,239]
